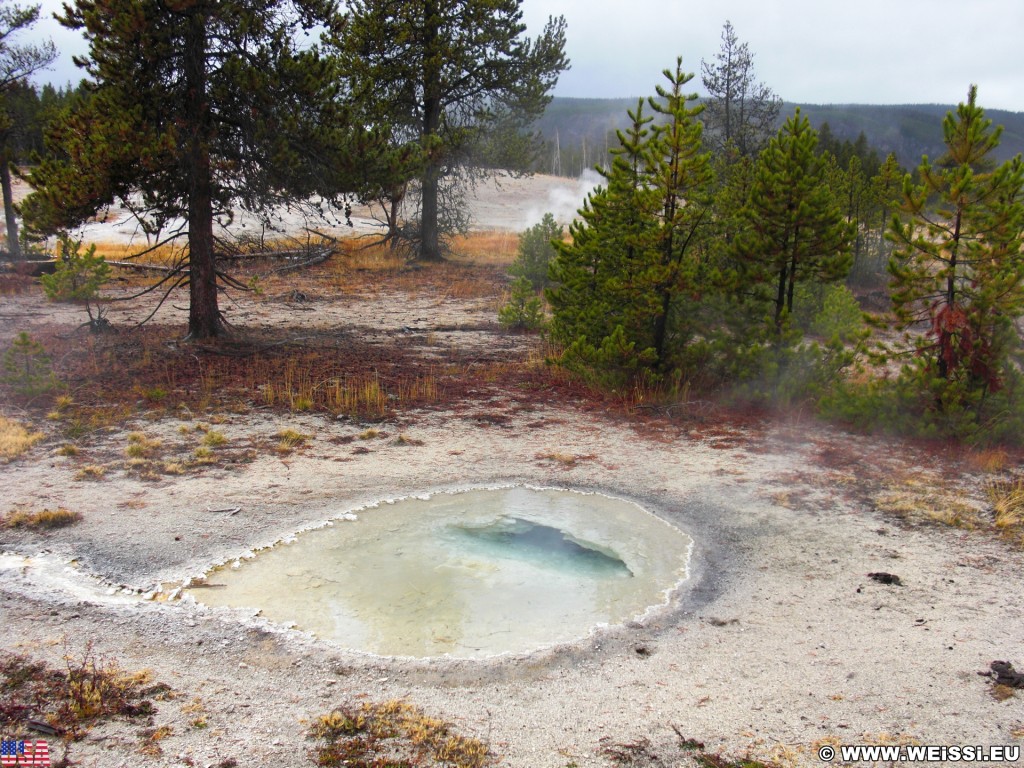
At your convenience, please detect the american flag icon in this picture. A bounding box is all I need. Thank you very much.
[0,740,50,767]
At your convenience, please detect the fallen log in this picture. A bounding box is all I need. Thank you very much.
[0,259,58,276]
[265,245,334,275]
[103,260,178,273]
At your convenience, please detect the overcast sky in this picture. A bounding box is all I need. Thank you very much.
[28,0,1024,113]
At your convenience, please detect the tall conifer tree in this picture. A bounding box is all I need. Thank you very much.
[22,0,342,338]
[548,60,712,381]
[732,109,854,334]
[700,21,780,159]
[334,0,568,262]
[645,60,713,363]
[0,0,55,257]
[548,101,653,367]
[886,86,1024,395]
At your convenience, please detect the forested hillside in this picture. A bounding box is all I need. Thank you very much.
[533,96,1024,175]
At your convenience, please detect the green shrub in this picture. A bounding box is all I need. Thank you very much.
[557,325,659,392]
[812,284,866,342]
[726,336,858,408]
[790,282,865,343]
[40,235,111,331]
[820,363,1024,446]
[2,332,60,396]
[498,276,546,332]
[509,212,562,291]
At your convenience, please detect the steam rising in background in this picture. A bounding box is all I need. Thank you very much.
[521,169,601,231]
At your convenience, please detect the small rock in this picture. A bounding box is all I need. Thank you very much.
[868,571,903,586]
[990,660,1024,688]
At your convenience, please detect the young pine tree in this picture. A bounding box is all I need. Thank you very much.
[886,85,1024,398]
[39,235,111,330]
[547,99,659,380]
[509,212,562,291]
[732,109,855,335]
[546,60,713,384]
[644,59,714,365]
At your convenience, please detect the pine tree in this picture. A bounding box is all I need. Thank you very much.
[22,0,342,339]
[886,85,1024,395]
[547,60,713,382]
[509,212,562,291]
[2,331,57,396]
[868,153,904,272]
[40,235,111,330]
[700,21,781,159]
[0,0,55,257]
[643,59,714,364]
[548,100,657,372]
[732,109,855,334]
[333,0,568,261]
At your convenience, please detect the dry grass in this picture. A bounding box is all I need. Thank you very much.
[331,238,407,272]
[0,415,44,461]
[275,428,312,454]
[74,464,107,481]
[448,231,517,265]
[85,240,186,270]
[139,724,174,756]
[873,474,984,530]
[966,448,1011,474]
[987,477,1024,542]
[394,433,425,446]
[535,451,595,469]
[0,646,163,743]
[192,446,216,464]
[200,429,227,447]
[310,699,493,768]
[89,235,335,269]
[125,432,162,458]
[323,236,509,300]
[0,272,36,295]
[2,507,82,530]
[251,359,441,419]
[52,402,134,442]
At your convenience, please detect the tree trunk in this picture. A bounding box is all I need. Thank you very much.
[774,263,788,332]
[1,152,21,259]
[184,8,222,339]
[935,209,963,380]
[652,195,678,366]
[418,0,443,262]
[420,160,441,261]
[786,251,798,316]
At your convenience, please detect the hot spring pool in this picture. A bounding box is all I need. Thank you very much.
[185,487,693,658]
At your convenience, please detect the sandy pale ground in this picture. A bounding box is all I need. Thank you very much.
[3,406,1023,767]
[1,175,1023,767]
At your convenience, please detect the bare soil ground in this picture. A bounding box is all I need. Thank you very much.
[1,175,1023,768]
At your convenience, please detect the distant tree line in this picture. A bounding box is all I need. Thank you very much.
[534,99,1024,181]
[2,81,85,162]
